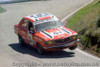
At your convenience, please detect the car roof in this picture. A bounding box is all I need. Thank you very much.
[24,13,59,22]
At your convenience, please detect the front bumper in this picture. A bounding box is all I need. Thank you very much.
[43,39,79,50]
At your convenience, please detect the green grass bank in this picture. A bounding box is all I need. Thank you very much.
[66,0,100,57]
[0,6,5,13]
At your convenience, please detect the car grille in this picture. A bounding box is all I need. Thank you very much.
[55,37,71,44]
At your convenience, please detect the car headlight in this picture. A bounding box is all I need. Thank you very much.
[72,35,77,40]
[45,40,54,45]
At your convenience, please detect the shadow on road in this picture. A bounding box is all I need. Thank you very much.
[9,43,75,58]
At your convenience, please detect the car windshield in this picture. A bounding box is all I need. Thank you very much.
[34,19,62,32]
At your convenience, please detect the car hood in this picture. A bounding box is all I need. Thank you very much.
[35,27,77,41]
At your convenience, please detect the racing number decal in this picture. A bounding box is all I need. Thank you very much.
[28,34,33,46]
[52,31,63,35]
[28,31,34,46]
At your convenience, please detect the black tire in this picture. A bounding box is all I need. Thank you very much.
[69,44,77,50]
[37,44,44,54]
[18,36,25,46]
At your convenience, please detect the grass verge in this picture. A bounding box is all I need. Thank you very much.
[66,0,100,57]
[0,6,5,13]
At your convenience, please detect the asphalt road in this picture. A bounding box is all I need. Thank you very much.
[0,0,100,67]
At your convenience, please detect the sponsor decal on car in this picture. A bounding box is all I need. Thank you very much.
[33,40,36,44]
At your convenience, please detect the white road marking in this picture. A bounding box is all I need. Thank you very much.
[76,48,100,60]
[61,0,100,60]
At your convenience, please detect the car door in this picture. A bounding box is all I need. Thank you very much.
[27,21,36,47]
[20,19,28,44]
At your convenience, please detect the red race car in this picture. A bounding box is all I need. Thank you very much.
[14,13,79,54]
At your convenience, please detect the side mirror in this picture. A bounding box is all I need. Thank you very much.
[29,28,34,34]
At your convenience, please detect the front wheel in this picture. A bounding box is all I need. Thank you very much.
[37,44,44,54]
[19,36,25,46]
[69,45,77,50]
